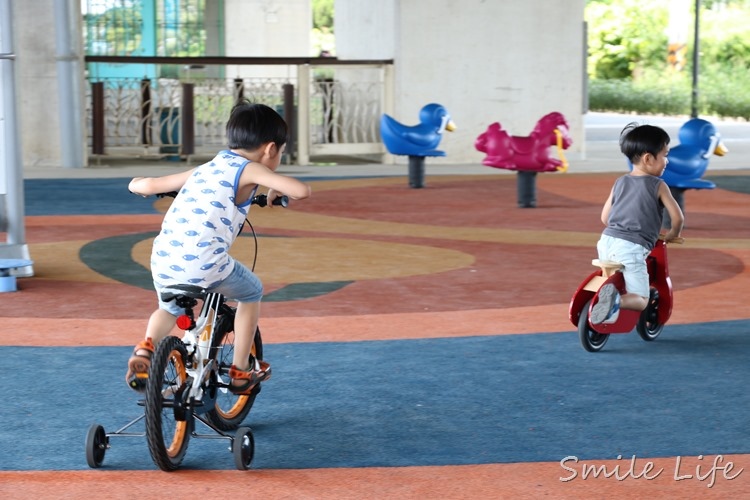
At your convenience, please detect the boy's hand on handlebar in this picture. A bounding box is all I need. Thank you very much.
[266,189,287,207]
[128,177,149,197]
[660,233,685,244]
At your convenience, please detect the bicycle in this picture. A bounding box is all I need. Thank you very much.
[86,193,287,471]
[568,237,683,353]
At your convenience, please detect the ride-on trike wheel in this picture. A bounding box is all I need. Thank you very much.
[636,288,663,341]
[578,299,610,352]
[145,336,192,471]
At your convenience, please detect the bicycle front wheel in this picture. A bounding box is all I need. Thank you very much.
[145,335,191,471]
[206,319,264,431]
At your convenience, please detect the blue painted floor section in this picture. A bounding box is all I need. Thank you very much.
[3,320,748,471]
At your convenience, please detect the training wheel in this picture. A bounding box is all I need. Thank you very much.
[233,427,255,470]
[85,424,108,468]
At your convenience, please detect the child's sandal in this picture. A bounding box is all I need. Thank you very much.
[228,361,271,395]
[125,338,155,392]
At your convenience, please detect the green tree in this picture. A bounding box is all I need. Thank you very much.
[313,0,334,31]
[586,1,669,79]
[85,6,143,55]
[586,0,750,118]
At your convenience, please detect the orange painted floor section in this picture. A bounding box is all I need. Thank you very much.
[2,455,750,499]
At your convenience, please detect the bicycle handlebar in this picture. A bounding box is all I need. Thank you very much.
[150,191,288,208]
[155,191,179,199]
[251,194,289,207]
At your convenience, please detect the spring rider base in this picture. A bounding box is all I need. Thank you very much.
[516,171,538,208]
[408,156,426,188]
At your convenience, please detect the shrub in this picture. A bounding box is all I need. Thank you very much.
[589,78,691,116]
[699,65,750,120]
[586,1,750,120]
[589,67,750,120]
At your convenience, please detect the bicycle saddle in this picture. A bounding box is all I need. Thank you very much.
[160,284,208,301]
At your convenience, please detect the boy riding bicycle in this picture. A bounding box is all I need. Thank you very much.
[126,101,312,394]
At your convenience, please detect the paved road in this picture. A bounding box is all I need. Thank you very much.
[581,112,750,172]
[585,111,750,144]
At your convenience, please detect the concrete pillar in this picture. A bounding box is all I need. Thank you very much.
[335,0,586,164]
[224,0,310,79]
[15,0,62,168]
[54,0,86,168]
[0,0,33,275]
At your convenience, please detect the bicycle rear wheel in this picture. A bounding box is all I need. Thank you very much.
[205,316,264,431]
[145,336,191,471]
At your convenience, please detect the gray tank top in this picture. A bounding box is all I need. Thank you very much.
[602,175,664,250]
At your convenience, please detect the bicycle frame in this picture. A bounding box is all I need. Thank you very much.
[169,289,228,411]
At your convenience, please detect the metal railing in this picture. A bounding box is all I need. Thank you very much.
[84,56,394,164]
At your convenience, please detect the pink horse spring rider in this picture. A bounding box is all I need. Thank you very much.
[475,112,572,207]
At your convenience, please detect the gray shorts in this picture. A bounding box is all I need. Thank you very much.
[596,234,650,298]
[155,260,264,315]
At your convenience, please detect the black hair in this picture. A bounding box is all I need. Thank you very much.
[226,100,288,150]
[619,122,670,164]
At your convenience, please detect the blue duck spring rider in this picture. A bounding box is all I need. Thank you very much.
[631,118,728,228]
[662,118,727,189]
[380,103,456,188]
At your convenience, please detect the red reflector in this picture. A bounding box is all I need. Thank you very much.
[176,315,192,330]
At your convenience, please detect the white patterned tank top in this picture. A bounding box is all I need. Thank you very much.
[150,151,256,288]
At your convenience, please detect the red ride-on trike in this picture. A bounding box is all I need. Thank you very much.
[569,238,682,352]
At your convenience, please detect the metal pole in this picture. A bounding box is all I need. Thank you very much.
[0,0,32,274]
[91,82,105,155]
[140,78,152,145]
[382,64,395,164]
[691,0,700,118]
[181,83,195,157]
[54,0,85,168]
[283,83,294,162]
[234,77,244,103]
[296,64,310,165]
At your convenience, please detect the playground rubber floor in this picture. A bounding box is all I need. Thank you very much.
[1,169,750,499]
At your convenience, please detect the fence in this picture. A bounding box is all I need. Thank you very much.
[84,56,394,165]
